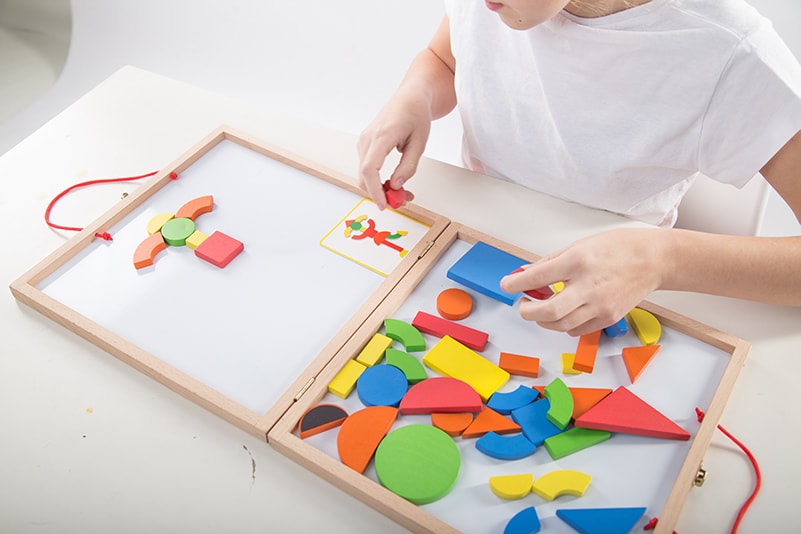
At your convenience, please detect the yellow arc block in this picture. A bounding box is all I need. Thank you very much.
[489,473,534,500]
[532,469,592,501]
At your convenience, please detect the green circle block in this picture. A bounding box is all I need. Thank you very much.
[160,217,196,246]
[374,424,460,504]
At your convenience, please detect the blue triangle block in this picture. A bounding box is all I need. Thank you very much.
[504,506,541,534]
[555,507,647,534]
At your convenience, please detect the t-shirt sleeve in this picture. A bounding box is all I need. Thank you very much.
[698,20,801,186]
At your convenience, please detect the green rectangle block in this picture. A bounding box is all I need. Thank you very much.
[544,427,611,460]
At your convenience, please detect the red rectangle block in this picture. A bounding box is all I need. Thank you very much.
[411,311,489,351]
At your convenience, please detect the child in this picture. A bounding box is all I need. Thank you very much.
[357,0,801,336]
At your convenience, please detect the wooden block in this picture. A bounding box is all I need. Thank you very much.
[475,432,536,461]
[385,348,427,383]
[354,333,393,367]
[510,267,554,300]
[412,311,489,352]
[627,307,662,345]
[336,405,398,473]
[374,424,460,504]
[436,287,473,321]
[185,230,208,250]
[298,404,348,439]
[356,364,408,407]
[555,507,646,534]
[146,212,174,235]
[498,352,540,378]
[431,412,474,437]
[399,376,483,415]
[533,385,613,420]
[504,507,541,534]
[511,398,564,446]
[561,353,582,375]
[543,427,611,460]
[531,469,592,501]
[489,473,534,500]
[574,386,690,441]
[328,359,367,399]
[160,217,196,246]
[544,378,573,430]
[383,318,426,352]
[194,230,244,268]
[572,330,601,373]
[622,344,661,383]
[446,241,527,305]
[461,407,521,439]
[175,195,214,220]
[382,180,409,210]
[603,317,628,338]
[422,335,509,402]
[133,232,167,269]
[487,385,540,415]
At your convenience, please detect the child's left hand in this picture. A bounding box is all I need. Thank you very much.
[500,228,669,336]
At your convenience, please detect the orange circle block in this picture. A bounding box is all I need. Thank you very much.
[436,288,473,321]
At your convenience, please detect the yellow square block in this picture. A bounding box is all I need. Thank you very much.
[185,230,209,250]
[422,335,509,402]
[355,333,393,367]
[561,353,583,375]
[328,359,367,399]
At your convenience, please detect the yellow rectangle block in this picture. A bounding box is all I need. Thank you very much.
[328,359,367,399]
[423,336,509,402]
[355,333,393,367]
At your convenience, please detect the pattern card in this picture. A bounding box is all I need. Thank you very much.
[320,199,430,276]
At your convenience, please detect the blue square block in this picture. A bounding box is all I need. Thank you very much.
[446,241,527,305]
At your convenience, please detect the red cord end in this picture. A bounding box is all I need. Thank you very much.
[169,171,178,180]
[94,232,113,241]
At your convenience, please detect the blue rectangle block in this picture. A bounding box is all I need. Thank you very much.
[446,241,527,305]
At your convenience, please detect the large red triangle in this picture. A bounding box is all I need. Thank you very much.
[574,386,690,440]
[621,344,661,383]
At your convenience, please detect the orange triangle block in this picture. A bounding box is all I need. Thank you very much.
[574,386,690,441]
[622,345,661,383]
[532,386,612,420]
[462,407,521,439]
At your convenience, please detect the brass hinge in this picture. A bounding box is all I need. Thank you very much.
[418,240,436,259]
[294,377,315,401]
[694,465,707,487]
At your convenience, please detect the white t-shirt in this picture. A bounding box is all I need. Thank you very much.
[445,0,801,226]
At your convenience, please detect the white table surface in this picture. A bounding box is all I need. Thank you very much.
[1,66,799,534]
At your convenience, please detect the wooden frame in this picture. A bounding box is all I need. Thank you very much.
[10,127,749,534]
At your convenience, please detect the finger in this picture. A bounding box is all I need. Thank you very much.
[359,141,396,210]
[500,259,564,296]
[389,134,426,190]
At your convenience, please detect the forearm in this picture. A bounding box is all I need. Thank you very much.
[660,228,801,305]
[396,48,457,121]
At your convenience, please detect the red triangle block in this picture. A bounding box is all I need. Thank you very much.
[622,344,661,383]
[574,386,690,441]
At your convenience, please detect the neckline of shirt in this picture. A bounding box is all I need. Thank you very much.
[557,0,674,28]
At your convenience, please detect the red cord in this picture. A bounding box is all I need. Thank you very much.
[644,410,761,534]
[695,408,762,534]
[44,171,176,240]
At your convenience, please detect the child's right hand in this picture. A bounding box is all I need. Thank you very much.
[357,88,432,209]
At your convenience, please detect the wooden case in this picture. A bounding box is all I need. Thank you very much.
[10,127,749,534]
